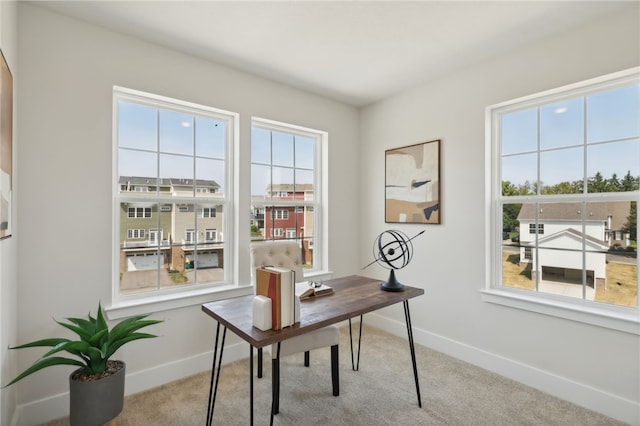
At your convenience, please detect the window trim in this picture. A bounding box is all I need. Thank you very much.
[111,86,240,317]
[484,68,640,335]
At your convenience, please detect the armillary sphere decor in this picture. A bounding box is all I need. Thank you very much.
[362,229,424,292]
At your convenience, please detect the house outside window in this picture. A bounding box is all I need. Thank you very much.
[114,86,236,302]
[486,68,639,332]
[251,118,327,273]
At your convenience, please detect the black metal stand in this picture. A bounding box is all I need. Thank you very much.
[381,269,405,292]
[348,315,364,371]
[404,300,422,408]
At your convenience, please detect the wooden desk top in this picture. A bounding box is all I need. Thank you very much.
[201,274,424,348]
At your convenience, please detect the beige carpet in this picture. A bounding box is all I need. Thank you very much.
[46,324,623,426]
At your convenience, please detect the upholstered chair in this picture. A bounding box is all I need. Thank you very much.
[249,240,339,414]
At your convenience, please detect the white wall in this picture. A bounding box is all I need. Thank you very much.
[0,1,18,425]
[12,2,640,425]
[360,6,639,425]
[15,4,359,424]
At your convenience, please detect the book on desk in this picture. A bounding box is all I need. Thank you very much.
[296,281,334,300]
[256,266,296,330]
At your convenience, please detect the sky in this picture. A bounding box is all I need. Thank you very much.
[118,101,316,197]
[501,83,640,190]
[118,101,227,191]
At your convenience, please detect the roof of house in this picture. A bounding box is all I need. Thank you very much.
[526,228,610,250]
[517,201,631,229]
[119,176,220,189]
[267,184,314,192]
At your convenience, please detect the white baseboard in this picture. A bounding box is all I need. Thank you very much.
[13,340,248,426]
[363,312,639,426]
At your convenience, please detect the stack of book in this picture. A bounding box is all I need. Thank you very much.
[255,266,296,330]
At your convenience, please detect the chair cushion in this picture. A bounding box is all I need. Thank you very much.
[272,325,339,358]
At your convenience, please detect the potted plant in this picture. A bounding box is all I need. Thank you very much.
[3,302,162,425]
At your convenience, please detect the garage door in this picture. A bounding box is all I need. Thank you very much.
[196,251,219,268]
[126,253,164,271]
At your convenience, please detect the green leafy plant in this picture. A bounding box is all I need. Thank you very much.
[3,303,162,387]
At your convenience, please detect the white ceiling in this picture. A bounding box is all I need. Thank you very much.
[30,1,636,106]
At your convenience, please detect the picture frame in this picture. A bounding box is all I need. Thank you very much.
[385,139,440,224]
[0,49,13,239]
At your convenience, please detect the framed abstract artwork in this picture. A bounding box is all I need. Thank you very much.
[385,139,440,224]
[0,49,12,239]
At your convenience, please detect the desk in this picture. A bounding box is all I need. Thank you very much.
[202,274,424,425]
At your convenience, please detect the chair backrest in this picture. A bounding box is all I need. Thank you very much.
[249,240,304,285]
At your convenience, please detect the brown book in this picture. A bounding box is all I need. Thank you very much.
[295,281,334,300]
[256,267,295,330]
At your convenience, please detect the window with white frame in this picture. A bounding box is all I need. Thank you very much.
[127,229,145,239]
[272,209,289,220]
[251,118,326,273]
[114,86,235,299]
[205,228,217,242]
[487,69,639,327]
[128,207,151,218]
[200,207,216,218]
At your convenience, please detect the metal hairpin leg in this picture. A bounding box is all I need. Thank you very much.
[348,315,363,371]
[270,341,282,425]
[249,345,254,425]
[403,300,422,408]
[206,322,227,426]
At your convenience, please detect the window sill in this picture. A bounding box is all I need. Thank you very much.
[481,288,639,335]
[106,284,254,320]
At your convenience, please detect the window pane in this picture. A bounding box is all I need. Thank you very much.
[540,98,584,150]
[501,203,522,245]
[193,203,224,285]
[159,110,194,156]
[295,135,315,169]
[251,127,271,164]
[272,131,294,167]
[118,101,157,151]
[196,157,225,196]
[536,248,591,300]
[501,108,537,155]
[119,149,157,184]
[295,169,314,201]
[600,239,638,308]
[160,153,194,183]
[272,166,294,187]
[540,147,583,191]
[588,84,640,143]
[501,152,537,195]
[119,202,171,294]
[174,203,196,286]
[195,116,225,159]
[587,139,640,193]
[251,164,271,198]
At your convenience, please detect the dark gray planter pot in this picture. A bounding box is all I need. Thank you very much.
[69,361,125,426]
